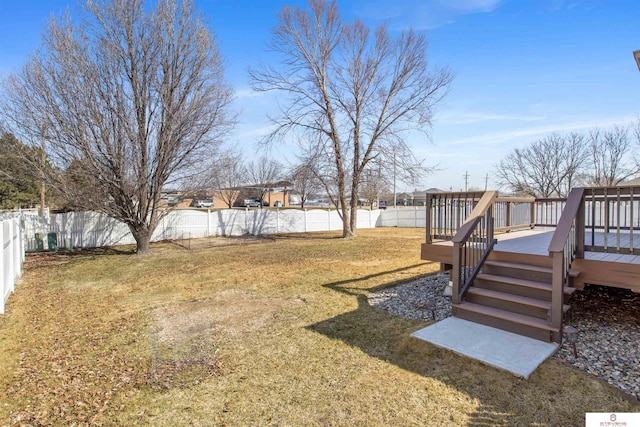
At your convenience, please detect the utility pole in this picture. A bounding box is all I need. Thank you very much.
[463,171,469,192]
[484,173,489,191]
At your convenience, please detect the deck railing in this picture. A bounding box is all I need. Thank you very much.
[584,186,640,254]
[451,191,498,304]
[548,187,585,343]
[494,197,535,231]
[533,198,567,228]
[426,192,535,243]
[425,191,485,244]
[425,186,640,256]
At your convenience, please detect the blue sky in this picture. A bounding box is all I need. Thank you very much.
[1,0,639,192]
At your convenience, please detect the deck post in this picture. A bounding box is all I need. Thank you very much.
[550,251,564,343]
[451,241,461,304]
[575,193,585,259]
[530,202,536,228]
[426,193,433,244]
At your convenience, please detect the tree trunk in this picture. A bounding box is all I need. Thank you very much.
[348,192,358,238]
[130,225,152,255]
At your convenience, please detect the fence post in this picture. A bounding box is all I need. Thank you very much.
[328,208,331,230]
[11,221,19,291]
[18,218,25,267]
[304,209,307,233]
[1,222,5,314]
[6,222,13,293]
[207,209,211,237]
[276,208,280,234]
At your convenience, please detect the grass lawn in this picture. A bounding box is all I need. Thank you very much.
[0,228,637,426]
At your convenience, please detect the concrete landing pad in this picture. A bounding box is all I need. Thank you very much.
[411,317,559,379]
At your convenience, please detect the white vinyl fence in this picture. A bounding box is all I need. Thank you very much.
[18,207,427,250]
[1,218,25,314]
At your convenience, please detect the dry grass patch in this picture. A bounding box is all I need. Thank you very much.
[152,289,303,338]
[0,228,637,426]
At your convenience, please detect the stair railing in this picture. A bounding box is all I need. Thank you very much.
[451,191,498,304]
[548,187,585,343]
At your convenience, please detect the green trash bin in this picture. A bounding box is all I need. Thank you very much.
[34,233,44,251]
[47,232,58,252]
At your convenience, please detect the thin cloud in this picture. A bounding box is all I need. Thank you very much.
[446,114,638,146]
[236,123,278,139]
[438,110,547,125]
[235,87,264,99]
[355,0,503,30]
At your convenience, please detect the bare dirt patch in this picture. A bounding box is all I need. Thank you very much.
[148,290,304,388]
[170,235,275,251]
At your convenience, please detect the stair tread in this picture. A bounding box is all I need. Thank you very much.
[467,287,550,309]
[453,301,560,332]
[467,287,572,313]
[476,273,550,290]
[484,260,551,273]
[477,272,576,295]
[483,260,580,277]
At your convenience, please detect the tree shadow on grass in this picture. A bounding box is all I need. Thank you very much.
[24,246,136,271]
[305,269,523,426]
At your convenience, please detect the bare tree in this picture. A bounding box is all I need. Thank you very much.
[202,149,247,208]
[1,0,234,253]
[289,163,322,209]
[496,133,588,198]
[250,0,452,237]
[360,161,387,209]
[586,125,640,187]
[246,157,282,206]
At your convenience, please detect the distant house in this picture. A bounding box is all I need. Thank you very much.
[621,177,640,186]
[396,188,443,206]
[161,181,293,209]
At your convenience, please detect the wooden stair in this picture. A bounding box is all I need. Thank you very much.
[452,259,578,343]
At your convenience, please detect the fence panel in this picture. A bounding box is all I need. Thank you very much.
[379,208,425,228]
[1,218,24,314]
[18,207,408,251]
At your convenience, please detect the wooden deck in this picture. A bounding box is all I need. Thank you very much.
[421,228,640,292]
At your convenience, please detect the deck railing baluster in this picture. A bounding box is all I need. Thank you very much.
[630,188,634,252]
[616,188,621,252]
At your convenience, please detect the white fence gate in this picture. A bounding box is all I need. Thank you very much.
[1,218,25,314]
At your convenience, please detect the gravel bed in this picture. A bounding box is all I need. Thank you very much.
[369,273,640,400]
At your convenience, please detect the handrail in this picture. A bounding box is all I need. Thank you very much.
[549,188,585,253]
[451,191,498,304]
[547,187,585,343]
